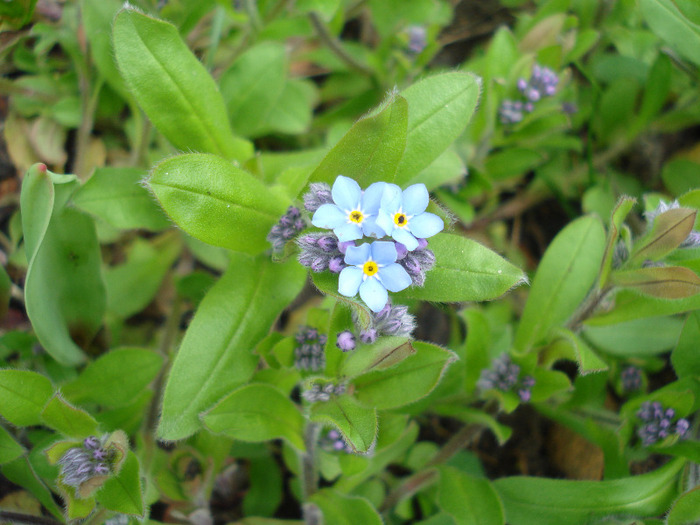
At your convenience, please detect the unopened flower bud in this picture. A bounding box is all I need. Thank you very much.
[336,331,356,352]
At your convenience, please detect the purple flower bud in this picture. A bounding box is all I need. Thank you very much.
[94,463,110,475]
[328,257,345,273]
[527,88,540,101]
[360,329,377,344]
[338,241,355,254]
[517,78,527,92]
[311,257,327,272]
[395,242,408,260]
[92,449,107,461]
[83,436,100,450]
[416,238,429,251]
[518,389,531,402]
[336,330,356,352]
[545,85,556,96]
[317,235,337,252]
[303,183,333,213]
[676,419,690,436]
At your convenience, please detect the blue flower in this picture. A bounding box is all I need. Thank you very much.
[338,241,412,312]
[311,175,386,242]
[376,183,443,251]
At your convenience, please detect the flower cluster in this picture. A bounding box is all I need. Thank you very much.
[477,354,535,402]
[58,436,113,488]
[644,199,700,249]
[319,429,353,454]
[267,206,306,252]
[294,326,327,372]
[499,64,560,124]
[335,300,417,350]
[303,176,443,312]
[620,366,643,393]
[301,381,346,403]
[405,25,427,54]
[636,401,690,446]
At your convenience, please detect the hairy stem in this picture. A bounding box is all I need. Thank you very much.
[0,511,62,525]
[300,422,321,503]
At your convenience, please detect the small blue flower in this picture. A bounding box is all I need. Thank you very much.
[376,183,443,251]
[338,241,412,312]
[312,175,386,242]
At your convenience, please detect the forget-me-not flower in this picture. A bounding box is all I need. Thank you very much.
[312,175,386,242]
[338,241,412,312]
[376,183,444,251]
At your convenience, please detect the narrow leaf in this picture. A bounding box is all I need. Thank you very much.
[547,328,608,375]
[672,312,700,378]
[599,195,636,288]
[309,395,377,453]
[41,393,99,438]
[0,370,53,427]
[0,425,25,464]
[1,456,63,520]
[630,208,696,265]
[98,451,145,517]
[158,255,305,440]
[202,383,305,450]
[612,266,700,299]
[640,0,700,68]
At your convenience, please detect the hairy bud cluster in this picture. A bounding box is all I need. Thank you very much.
[636,401,690,446]
[350,300,417,345]
[396,238,436,287]
[58,436,113,488]
[302,382,346,403]
[303,182,333,214]
[621,366,643,393]
[294,326,327,372]
[267,206,306,252]
[498,100,533,124]
[297,233,350,274]
[477,354,535,402]
[500,64,562,125]
[319,429,353,454]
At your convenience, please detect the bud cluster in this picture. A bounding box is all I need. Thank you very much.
[636,401,690,446]
[267,206,306,252]
[477,354,535,402]
[620,366,643,393]
[294,326,327,372]
[301,382,346,403]
[297,233,350,273]
[406,25,427,54]
[58,436,113,488]
[347,300,417,345]
[303,182,333,214]
[395,238,436,287]
[499,64,560,124]
[319,429,353,454]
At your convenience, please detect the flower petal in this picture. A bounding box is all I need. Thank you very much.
[344,242,371,266]
[334,222,363,242]
[338,267,363,297]
[370,241,398,265]
[332,175,362,211]
[402,184,429,215]
[379,263,412,292]
[359,277,388,312]
[380,183,402,214]
[312,204,346,229]
[375,209,394,237]
[392,227,418,251]
[409,212,444,239]
[362,182,386,214]
[362,216,386,238]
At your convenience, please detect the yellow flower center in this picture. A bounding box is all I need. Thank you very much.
[349,210,364,224]
[363,260,379,277]
[393,212,408,227]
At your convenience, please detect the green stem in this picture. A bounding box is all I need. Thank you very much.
[0,511,61,525]
[308,12,373,76]
[73,75,103,180]
[300,422,321,502]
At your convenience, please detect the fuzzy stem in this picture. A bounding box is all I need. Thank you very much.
[308,12,373,76]
[300,422,321,503]
[0,511,62,525]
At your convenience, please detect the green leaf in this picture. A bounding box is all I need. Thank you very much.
[147,153,288,254]
[339,337,415,378]
[0,264,10,321]
[396,233,527,303]
[220,41,287,138]
[263,79,317,135]
[494,458,685,525]
[0,425,25,464]
[61,347,164,408]
[202,383,305,450]
[243,454,283,517]
[667,487,700,525]
[437,467,505,525]
[158,255,305,440]
[483,148,544,181]
[1,456,63,520]
[309,395,377,453]
[672,312,700,378]
[583,317,683,358]
[640,0,700,68]
[352,342,457,410]
[662,159,700,197]
[462,309,492,394]
[514,215,606,353]
[309,94,408,186]
[630,53,671,135]
[112,7,251,160]
[309,489,382,525]
[41,393,99,438]
[72,167,170,231]
[395,72,480,185]
[599,196,636,289]
[611,266,700,299]
[407,147,466,191]
[585,289,700,325]
[104,234,182,319]
[629,208,696,265]
[546,328,608,375]
[98,451,145,517]
[0,370,53,427]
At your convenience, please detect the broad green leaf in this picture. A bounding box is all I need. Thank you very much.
[599,196,636,289]
[494,458,685,525]
[202,383,305,450]
[309,94,408,186]
[0,425,25,464]
[72,167,170,231]
[667,487,700,525]
[98,451,145,517]
[395,72,480,185]
[41,394,99,438]
[545,328,608,375]
[158,255,305,440]
[629,208,696,265]
[407,147,466,191]
[352,342,457,410]
[243,454,283,517]
[585,289,700,325]
[61,348,164,408]
[396,233,527,303]
[112,7,251,160]
[1,456,63,520]
[672,312,700,378]
[0,370,53,427]
[611,266,700,299]
[263,79,317,135]
[438,467,505,525]
[640,0,700,68]
[104,234,181,319]
[147,153,288,254]
[309,489,382,525]
[583,317,683,358]
[339,337,414,378]
[309,395,377,453]
[220,41,287,137]
[529,368,572,403]
[514,215,606,353]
